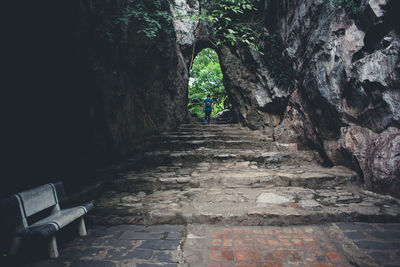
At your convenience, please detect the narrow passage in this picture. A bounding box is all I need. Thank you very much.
[21,123,400,266]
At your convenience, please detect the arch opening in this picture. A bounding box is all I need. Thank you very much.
[187,48,231,120]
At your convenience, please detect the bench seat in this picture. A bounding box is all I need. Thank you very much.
[16,202,94,238]
[2,182,94,258]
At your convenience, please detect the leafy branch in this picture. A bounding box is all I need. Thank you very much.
[96,0,176,43]
[195,0,264,53]
[118,0,174,39]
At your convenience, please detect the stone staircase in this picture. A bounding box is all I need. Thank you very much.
[89,123,400,226]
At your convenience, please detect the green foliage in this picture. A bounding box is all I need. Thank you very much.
[98,0,264,50]
[331,0,361,15]
[188,48,229,117]
[196,0,264,53]
[96,0,175,42]
[119,0,174,39]
[196,1,296,90]
[127,0,172,38]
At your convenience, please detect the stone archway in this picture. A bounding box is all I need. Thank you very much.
[187,47,231,120]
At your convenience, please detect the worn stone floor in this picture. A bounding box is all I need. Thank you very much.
[7,223,400,266]
[90,125,400,226]
[5,123,400,266]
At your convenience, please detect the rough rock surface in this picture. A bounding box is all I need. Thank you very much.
[218,45,288,131]
[185,0,397,197]
[76,1,190,156]
[334,126,400,195]
[88,123,400,226]
[8,0,399,198]
[222,0,400,197]
[4,0,400,259]
[270,0,400,196]
[68,0,400,198]
[171,0,400,196]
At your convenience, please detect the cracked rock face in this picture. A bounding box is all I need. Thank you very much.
[334,126,400,196]
[171,0,199,46]
[72,0,399,197]
[171,0,399,197]
[105,0,399,197]
[265,0,400,197]
[218,45,290,131]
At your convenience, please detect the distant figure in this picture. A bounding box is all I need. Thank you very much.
[203,94,214,124]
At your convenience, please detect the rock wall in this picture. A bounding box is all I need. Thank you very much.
[4,0,399,199]
[218,45,289,131]
[174,0,399,197]
[2,0,190,197]
[268,0,400,197]
[77,0,189,155]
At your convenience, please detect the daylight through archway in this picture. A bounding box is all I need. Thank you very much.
[187,48,230,120]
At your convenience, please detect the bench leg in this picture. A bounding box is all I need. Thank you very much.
[48,234,59,258]
[78,217,87,236]
[9,236,22,256]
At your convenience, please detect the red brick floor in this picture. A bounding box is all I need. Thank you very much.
[208,226,349,267]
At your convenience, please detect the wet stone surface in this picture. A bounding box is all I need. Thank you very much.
[334,223,400,267]
[6,222,399,266]
[21,225,183,267]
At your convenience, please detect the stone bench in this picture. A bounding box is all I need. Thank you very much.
[3,182,93,258]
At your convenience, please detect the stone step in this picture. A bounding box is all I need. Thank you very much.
[175,129,255,135]
[90,185,400,226]
[158,132,267,141]
[108,164,358,193]
[169,127,263,133]
[184,165,358,189]
[152,133,270,142]
[140,149,316,168]
[213,119,234,124]
[89,122,400,228]
[145,139,271,151]
[176,126,257,133]
[179,124,234,128]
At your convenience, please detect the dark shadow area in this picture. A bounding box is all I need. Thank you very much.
[1,0,114,254]
[0,220,87,267]
[2,1,114,198]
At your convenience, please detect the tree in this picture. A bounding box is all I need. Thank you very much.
[188,48,229,117]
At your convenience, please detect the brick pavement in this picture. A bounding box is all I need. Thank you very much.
[185,223,400,266]
[206,226,349,267]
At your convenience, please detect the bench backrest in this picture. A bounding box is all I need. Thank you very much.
[9,182,66,228]
[16,183,59,217]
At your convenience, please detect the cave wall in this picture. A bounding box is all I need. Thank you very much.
[3,0,399,200]
[1,0,399,252]
[77,0,190,156]
[268,0,400,197]
[177,0,400,197]
[2,0,190,198]
[2,0,192,253]
[218,45,289,132]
